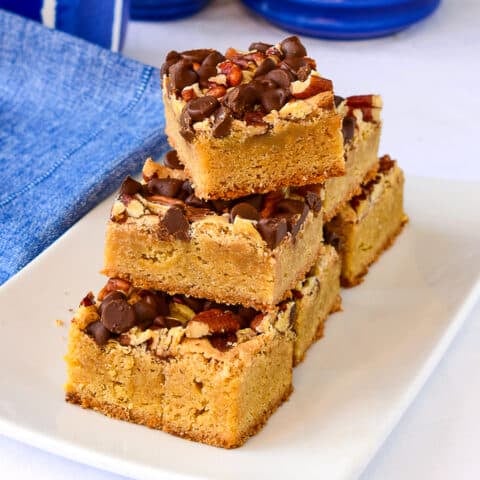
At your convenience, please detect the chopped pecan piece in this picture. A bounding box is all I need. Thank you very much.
[185,309,241,338]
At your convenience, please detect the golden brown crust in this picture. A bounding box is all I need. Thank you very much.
[66,386,292,449]
[341,214,408,287]
[65,391,164,429]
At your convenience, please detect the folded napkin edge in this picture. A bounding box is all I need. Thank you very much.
[0,64,157,210]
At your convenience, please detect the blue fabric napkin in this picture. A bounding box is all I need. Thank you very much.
[0,10,168,285]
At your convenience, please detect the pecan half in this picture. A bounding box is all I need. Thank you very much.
[291,75,332,99]
[206,84,227,99]
[218,60,243,87]
[185,309,241,338]
[345,94,382,109]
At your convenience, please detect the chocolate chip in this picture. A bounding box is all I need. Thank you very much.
[178,180,193,201]
[259,87,290,112]
[101,298,136,334]
[257,217,288,249]
[296,65,311,82]
[324,228,341,250]
[203,300,224,311]
[249,42,272,53]
[147,177,184,197]
[202,51,225,67]
[276,62,297,81]
[186,96,220,122]
[164,150,184,170]
[290,204,309,237]
[255,57,276,77]
[349,195,363,210]
[165,317,183,328]
[252,77,276,92]
[133,300,157,329]
[180,106,194,141]
[197,64,217,88]
[282,56,307,74]
[140,291,170,316]
[274,201,309,237]
[211,199,232,213]
[98,291,126,316]
[275,199,306,215]
[181,49,214,64]
[198,51,225,88]
[242,194,263,210]
[280,36,307,58]
[342,116,356,144]
[209,333,237,351]
[185,206,211,222]
[86,321,111,346]
[230,202,259,222]
[168,59,198,91]
[223,84,258,117]
[185,194,210,208]
[292,289,303,300]
[160,50,181,77]
[305,191,322,212]
[334,95,345,108]
[212,106,233,138]
[264,68,291,88]
[152,315,166,328]
[119,176,142,196]
[160,206,190,241]
[182,296,204,313]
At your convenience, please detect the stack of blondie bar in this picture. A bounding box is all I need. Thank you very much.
[65,37,407,448]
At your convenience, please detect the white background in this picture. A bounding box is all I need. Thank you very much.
[1,0,479,478]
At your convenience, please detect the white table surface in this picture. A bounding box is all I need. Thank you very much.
[2,0,479,478]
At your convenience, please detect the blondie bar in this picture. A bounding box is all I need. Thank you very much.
[161,36,344,199]
[322,94,382,222]
[103,156,324,310]
[325,155,408,286]
[65,264,336,448]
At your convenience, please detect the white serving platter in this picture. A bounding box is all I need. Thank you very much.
[0,176,479,480]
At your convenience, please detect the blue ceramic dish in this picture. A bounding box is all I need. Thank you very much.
[241,0,441,40]
[0,0,130,50]
[131,0,210,21]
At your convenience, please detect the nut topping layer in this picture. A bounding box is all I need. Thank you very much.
[79,279,297,352]
[111,153,323,250]
[161,36,335,140]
